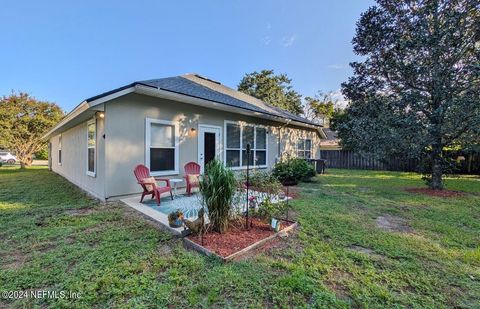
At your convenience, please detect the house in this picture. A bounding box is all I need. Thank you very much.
[319,128,341,150]
[43,74,323,201]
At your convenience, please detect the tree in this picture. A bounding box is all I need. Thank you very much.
[303,91,339,126]
[0,92,64,168]
[339,0,480,189]
[238,70,303,115]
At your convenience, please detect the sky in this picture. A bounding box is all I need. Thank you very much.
[0,0,375,112]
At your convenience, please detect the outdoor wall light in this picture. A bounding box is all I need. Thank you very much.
[96,112,105,119]
[190,128,196,133]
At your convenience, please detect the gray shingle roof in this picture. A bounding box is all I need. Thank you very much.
[86,74,318,127]
[322,128,338,141]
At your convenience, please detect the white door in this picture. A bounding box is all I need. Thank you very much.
[198,125,221,173]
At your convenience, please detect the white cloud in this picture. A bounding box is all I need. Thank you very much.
[327,64,349,70]
[330,90,349,109]
[280,34,296,47]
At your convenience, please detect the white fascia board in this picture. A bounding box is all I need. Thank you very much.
[134,85,320,131]
[42,87,135,140]
[88,87,135,108]
[42,101,90,140]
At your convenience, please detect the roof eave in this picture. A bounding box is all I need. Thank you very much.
[44,81,322,139]
[133,84,322,130]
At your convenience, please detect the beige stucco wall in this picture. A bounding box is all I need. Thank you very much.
[104,93,321,199]
[50,117,106,199]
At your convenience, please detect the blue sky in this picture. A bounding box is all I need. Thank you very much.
[1,0,374,112]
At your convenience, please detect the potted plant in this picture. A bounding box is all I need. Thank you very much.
[168,210,184,228]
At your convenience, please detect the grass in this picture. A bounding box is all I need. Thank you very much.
[0,166,479,308]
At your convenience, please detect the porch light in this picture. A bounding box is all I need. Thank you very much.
[96,112,105,119]
[190,128,196,133]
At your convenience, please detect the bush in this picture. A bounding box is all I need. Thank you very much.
[34,149,48,160]
[238,170,282,194]
[257,199,288,221]
[200,159,237,233]
[272,157,316,185]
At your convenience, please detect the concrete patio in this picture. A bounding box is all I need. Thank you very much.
[121,187,289,235]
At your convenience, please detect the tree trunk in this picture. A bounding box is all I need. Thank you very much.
[430,143,444,190]
[18,155,33,169]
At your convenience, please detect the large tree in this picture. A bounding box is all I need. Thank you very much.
[238,69,303,115]
[338,0,480,189]
[0,92,64,168]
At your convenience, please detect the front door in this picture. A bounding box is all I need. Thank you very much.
[198,125,221,173]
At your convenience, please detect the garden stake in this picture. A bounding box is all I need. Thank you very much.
[286,158,289,221]
[245,143,250,230]
[201,204,204,246]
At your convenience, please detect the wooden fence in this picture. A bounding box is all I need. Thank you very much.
[319,150,418,172]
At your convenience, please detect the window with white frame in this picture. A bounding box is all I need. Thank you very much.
[87,119,96,176]
[58,134,62,165]
[146,118,178,175]
[225,122,267,168]
[297,138,312,159]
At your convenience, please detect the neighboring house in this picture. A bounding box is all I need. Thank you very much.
[319,128,341,150]
[43,74,323,201]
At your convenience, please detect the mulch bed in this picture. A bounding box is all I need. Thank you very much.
[187,218,293,257]
[405,188,466,198]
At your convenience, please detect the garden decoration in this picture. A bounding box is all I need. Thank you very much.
[168,210,184,228]
[245,143,251,230]
[184,208,205,235]
[271,218,280,232]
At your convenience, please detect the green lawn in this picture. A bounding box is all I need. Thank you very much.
[1,167,479,308]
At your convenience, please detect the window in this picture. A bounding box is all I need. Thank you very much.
[58,134,62,165]
[146,118,179,175]
[225,121,268,168]
[297,138,312,159]
[87,119,96,176]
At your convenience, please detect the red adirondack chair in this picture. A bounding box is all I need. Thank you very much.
[133,164,173,206]
[184,162,201,196]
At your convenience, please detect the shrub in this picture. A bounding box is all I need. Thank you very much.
[200,159,237,233]
[34,149,48,160]
[272,157,316,185]
[257,199,288,221]
[238,170,282,194]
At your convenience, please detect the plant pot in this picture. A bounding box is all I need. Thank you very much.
[169,218,184,228]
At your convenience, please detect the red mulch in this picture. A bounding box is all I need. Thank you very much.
[405,187,466,198]
[188,218,293,257]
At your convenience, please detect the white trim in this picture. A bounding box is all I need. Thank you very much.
[198,124,223,173]
[42,87,135,140]
[86,118,96,177]
[43,102,90,140]
[145,118,179,176]
[44,84,323,141]
[296,137,312,159]
[223,120,269,170]
[88,87,135,107]
[135,85,321,131]
[58,134,62,166]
